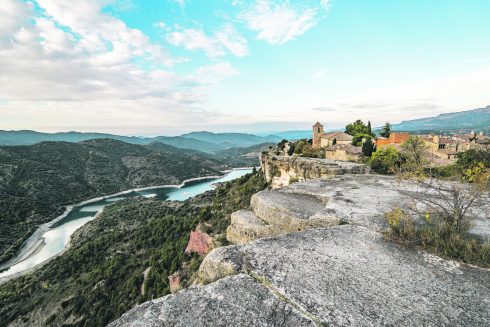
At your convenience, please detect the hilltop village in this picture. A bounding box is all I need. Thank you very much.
[276,120,490,167]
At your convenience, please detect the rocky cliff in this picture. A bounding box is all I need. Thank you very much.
[110,175,490,327]
[260,152,370,188]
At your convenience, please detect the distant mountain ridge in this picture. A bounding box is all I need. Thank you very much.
[391,106,490,132]
[0,130,280,153]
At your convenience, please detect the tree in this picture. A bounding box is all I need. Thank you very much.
[370,146,401,174]
[352,133,371,146]
[367,121,372,136]
[362,137,375,157]
[394,166,489,230]
[400,136,428,173]
[394,145,490,231]
[345,119,368,136]
[277,139,288,151]
[456,149,490,169]
[380,122,391,138]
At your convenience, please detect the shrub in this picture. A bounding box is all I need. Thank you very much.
[370,146,401,174]
[385,207,490,267]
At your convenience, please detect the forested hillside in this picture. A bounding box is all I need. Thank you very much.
[0,171,268,327]
[0,139,223,265]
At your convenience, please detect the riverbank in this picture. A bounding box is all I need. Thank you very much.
[0,168,252,283]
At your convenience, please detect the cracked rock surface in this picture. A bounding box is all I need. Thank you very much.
[108,274,316,327]
[228,174,490,244]
[200,225,490,326]
[111,225,490,326]
[111,176,490,327]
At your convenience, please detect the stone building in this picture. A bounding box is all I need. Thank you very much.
[312,122,353,149]
[312,122,324,149]
[374,132,410,148]
[325,144,363,162]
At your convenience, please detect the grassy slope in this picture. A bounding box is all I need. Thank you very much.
[0,171,268,327]
[0,139,223,265]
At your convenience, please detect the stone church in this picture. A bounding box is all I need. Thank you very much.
[312,122,353,149]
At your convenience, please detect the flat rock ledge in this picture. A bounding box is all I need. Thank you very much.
[111,225,490,326]
[227,174,490,244]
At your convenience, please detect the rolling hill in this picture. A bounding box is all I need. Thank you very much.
[0,139,224,265]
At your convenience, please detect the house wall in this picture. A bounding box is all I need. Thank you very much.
[325,149,361,162]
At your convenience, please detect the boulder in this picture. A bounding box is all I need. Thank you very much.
[168,272,181,294]
[185,229,214,255]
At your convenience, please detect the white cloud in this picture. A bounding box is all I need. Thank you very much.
[239,0,325,45]
[166,24,249,57]
[195,62,239,83]
[215,24,249,57]
[0,0,242,133]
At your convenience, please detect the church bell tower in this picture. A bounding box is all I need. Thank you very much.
[312,122,324,149]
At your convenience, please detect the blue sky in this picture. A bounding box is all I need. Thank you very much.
[0,0,489,135]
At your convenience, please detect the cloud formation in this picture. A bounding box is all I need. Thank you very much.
[239,0,327,45]
[167,24,249,57]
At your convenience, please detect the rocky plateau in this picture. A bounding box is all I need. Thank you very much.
[111,174,490,327]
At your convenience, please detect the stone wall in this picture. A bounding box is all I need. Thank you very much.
[260,152,370,188]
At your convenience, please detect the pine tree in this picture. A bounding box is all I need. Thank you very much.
[362,137,375,157]
[380,122,391,138]
[367,121,372,136]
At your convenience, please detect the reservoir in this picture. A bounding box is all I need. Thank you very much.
[0,169,252,279]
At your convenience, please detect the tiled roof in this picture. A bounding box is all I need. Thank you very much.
[322,132,353,141]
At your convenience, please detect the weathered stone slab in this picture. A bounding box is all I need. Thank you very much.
[109,274,316,327]
[201,225,490,326]
[226,210,272,244]
[251,190,339,230]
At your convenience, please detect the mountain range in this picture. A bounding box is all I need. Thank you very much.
[391,106,490,133]
[0,130,281,153]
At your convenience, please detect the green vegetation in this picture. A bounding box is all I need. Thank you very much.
[286,139,324,158]
[361,136,375,157]
[0,171,268,327]
[0,139,223,265]
[385,207,490,268]
[345,119,375,146]
[379,122,392,138]
[370,146,402,174]
[384,144,490,268]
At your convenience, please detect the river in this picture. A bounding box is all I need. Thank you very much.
[0,169,252,279]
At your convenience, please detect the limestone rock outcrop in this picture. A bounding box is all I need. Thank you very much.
[184,228,214,255]
[109,274,316,327]
[110,175,490,326]
[228,174,490,243]
[168,272,181,293]
[112,225,490,326]
[260,153,370,188]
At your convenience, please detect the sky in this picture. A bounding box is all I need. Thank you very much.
[0,0,489,136]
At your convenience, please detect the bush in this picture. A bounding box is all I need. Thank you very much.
[385,207,490,267]
[370,146,401,174]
